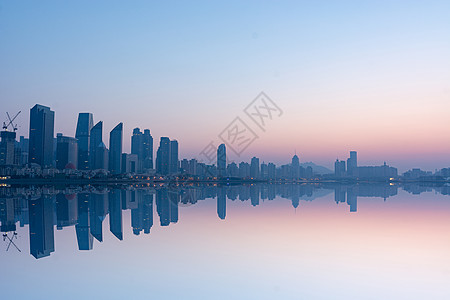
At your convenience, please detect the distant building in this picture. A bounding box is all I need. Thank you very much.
[75,113,93,170]
[122,153,138,174]
[334,159,346,177]
[291,154,300,179]
[347,151,357,176]
[109,123,123,175]
[217,144,226,177]
[250,157,260,179]
[28,104,55,167]
[55,133,78,170]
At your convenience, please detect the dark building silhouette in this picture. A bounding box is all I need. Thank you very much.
[169,140,179,175]
[347,151,357,176]
[89,121,103,170]
[109,123,123,175]
[131,128,153,172]
[217,144,226,177]
[28,195,55,259]
[156,137,170,175]
[55,133,78,170]
[75,113,93,170]
[291,154,300,179]
[250,157,260,179]
[28,104,55,167]
[0,131,17,165]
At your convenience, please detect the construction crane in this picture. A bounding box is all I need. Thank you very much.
[2,232,21,252]
[2,111,21,131]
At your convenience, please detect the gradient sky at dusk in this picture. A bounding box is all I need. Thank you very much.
[1,1,449,171]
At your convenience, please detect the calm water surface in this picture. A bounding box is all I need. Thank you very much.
[1,183,450,300]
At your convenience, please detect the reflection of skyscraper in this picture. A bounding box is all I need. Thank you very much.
[217,187,226,220]
[217,144,226,177]
[109,123,123,175]
[90,193,108,242]
[89,121,103,170]
[108,190,123,240]
[76,193,94,250]
[56,193,78,229]
[28,104,55,167]
[347,188,357,212]
[156,189,170,226]
[250,185,259,206]
[168,191,179,223]
[75,113,94,170]
[28,195,55,259]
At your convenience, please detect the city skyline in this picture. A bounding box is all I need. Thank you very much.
[1,1,449,172]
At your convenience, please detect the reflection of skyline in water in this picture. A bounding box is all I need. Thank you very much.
[1,183,450,259]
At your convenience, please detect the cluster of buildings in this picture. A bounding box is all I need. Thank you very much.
[334,151,398,180]
[0,104,317,180]
[2,104,449,182]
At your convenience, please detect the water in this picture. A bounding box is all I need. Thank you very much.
[1,183,450,300]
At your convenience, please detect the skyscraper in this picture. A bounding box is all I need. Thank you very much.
[109,123,123,175]
[0,131,17,165]
[156,137,170,175]
[55,133,78,170]
[89,121,103,170]
[28,104,55,167]
[217,144,226,177]
[169,140,179,175]
[291,154,300,179]
[131,128,153,172]
[347,151,357,176]
[142,129,153,169]
[75,113,93,170]
[250,157,260,179]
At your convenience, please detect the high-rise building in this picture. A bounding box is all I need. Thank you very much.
[156,137,170,175]
[89,121,103,170]
[291,154,300,179]
[250,157,260,179]
[95,142,109,170]
[109,123,123,175]
[217,144,226,177]
[347,151,357,176]
[131,128,154,172]
[18,136,29,165]
[75,113,93,170]
[28,104,55,167]
[169,140,179,175]
[268,163,276,179]
[334,159,346,177]
[55,133,78,170]
[0,131,17,165]
[142,129,153,169]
